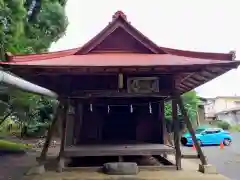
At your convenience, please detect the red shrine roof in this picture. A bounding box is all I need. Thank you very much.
[1,11,239,93]
[4,53,238,67]
[3,11,236,65]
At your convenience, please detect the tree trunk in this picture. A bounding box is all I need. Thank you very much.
[21,125,27,138]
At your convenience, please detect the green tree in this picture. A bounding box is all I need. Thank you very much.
[0,0,68,55]
[0,0,67,135]
[164,90,200,121]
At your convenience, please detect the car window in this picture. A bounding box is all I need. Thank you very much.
[205,130,214,134]
[195,129,205,134]
[204,129,221,134]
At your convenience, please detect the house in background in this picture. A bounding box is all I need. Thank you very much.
[202,96,240,125]
[201,97,216,122]
[196,99,206,126]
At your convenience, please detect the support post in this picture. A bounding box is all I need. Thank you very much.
[74,101,83,144]
[73,100,79,145]
[159,100,168,145]
[27,101,61,175]
[172,99,181,170]
[65,101,75,146]
[57,99,68,172]
[176,95,207,166]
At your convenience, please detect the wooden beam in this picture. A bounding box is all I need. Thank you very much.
[185,77,199,85]
[177,84,189,91]
[66,91,170,98]
[191,74,208,82]
[201,70,215,77]
[64,144,176,157]
[176,86,186,92]
[181,81,195,88]
[71,97,164,104]
[9,65,215,76]
[176,95,207,166]
[172,98,181,170]
[178,83,192,90]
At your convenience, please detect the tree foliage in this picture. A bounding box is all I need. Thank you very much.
[0,0,68,56]
[164,90,200,121]
[164,90,200,133]
[0,0,67,135]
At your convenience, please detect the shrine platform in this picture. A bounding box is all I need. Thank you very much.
[64,144,175,157]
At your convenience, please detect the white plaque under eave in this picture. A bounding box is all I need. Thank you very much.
[127,77,159,93]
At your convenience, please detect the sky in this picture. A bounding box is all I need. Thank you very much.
[50,0,240,98]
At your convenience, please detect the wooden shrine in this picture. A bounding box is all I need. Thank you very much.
[1,11,239,172]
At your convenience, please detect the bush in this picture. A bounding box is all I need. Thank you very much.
[216,120,231,130]
[230,125,240,132]
[25,122,49,137]
[0,118,20,135]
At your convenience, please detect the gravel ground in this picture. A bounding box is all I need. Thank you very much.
[0,152,37,180]
[0,136,58,180]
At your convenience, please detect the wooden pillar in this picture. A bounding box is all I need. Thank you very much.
[57,99,68,172]
[159,100,167,145]
[176,95,207,166]
[73,100,79,145]
[73,100,79,144]
[65,101,75,146]
[172,99,182,170]
[74,101,83,144]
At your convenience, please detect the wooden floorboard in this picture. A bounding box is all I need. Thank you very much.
[64,144,175,157]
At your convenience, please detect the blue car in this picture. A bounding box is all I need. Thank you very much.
[181,128,232,146]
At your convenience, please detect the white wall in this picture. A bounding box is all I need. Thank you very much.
[204,99,215,118]
[204,97,240,124]
[214,99,228,113]
[206,97,240,114]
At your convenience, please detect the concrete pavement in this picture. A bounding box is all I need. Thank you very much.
[181,132,240,180]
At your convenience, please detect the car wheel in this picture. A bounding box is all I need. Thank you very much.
[181,137,187,146]
[223,138,231,146]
